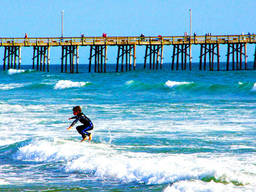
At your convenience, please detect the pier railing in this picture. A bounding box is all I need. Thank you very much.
[0,34,256,47]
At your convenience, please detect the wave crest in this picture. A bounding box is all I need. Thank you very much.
[54,80,89,90]
[8,69,26,75]
[165,80,193,88]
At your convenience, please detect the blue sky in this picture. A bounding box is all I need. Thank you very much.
[0,0,255,64]
[1,0,255,37]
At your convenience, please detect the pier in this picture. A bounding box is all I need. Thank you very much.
[1,34,256,72]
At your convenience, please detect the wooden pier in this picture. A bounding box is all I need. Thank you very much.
[1,34,256,72]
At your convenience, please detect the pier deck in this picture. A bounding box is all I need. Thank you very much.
[1,35,256,47]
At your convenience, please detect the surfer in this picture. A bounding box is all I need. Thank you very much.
[67,106,94,142]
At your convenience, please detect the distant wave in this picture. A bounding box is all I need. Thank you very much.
[163,80,256,95]
[124,80,255,94]
[8,69,25,75]
[125,80,136,86]
[8,69,27,75]
[25,83,50,89]
[54,80,90,90]
[164,80,193,88]
[124,80,163,90]
[236,81,256,93]
[124,80,196,91]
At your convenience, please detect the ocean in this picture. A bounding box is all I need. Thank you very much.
[1,63,256,191]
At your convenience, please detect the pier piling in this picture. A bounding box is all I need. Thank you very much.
[226,43,247,71]
[88,45,107,73]
[32,46,50,72]
[61,45,79,73]
[254,46,256,70]
[117,45,136,72]
[3,46,21,70]
[172,44,190,71]
[199,44,219,71]
[144,45,163,70]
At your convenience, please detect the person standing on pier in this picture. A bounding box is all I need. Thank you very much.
[67,106,94,142]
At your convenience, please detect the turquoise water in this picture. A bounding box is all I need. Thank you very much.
[1,64,256,191]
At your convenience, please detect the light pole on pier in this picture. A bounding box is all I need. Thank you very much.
[189,9,192,63]
[61,10,64,38]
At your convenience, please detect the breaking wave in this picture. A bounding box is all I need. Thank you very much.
[54,80,90,90]
[7,68,34,75]
[164,80,194,88]
[8,69,26,75]
[164,80,256,95]
[13,139,256,189]
[123,80,256,96]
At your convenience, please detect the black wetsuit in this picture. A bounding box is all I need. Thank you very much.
[70,112,93,138]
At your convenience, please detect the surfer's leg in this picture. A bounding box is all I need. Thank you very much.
[81,124,93,140]
[76,125,87,139]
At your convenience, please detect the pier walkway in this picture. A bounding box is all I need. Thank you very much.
[1,34,256,72]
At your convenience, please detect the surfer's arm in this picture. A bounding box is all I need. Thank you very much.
[67,116,79,130]
[67,120,77,130]
[70,118,79,127]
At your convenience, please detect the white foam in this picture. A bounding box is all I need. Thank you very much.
[125,80,135,85]
[0,138,17,146]
[8,68,25,75]
[15,140,256,187]
[165,80,192,88]
[0,103,72,146]
[0,103,26,112]
[164,180,246,192]
[0,83,24,90]
[54,80,88,89]
[0,179,9,185]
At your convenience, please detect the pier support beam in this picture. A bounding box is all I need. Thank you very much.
[33,46,50,72]
[61,45,79,73]
[144,44,163,70]
[88,45,107,73]
[199,43,220,71]
[254,45,256,70]
[171,44,191,70]
[226,43,247,71]
[117,45,136,72]
[3,46,21,70]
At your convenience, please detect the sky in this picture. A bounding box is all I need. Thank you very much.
[0,0,255,64]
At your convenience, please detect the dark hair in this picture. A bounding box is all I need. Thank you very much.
[73,106,82,113]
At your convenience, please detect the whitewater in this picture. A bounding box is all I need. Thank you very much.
[1,64,256,191]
